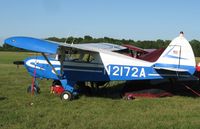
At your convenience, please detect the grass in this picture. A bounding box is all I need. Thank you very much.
[1,52,200,129]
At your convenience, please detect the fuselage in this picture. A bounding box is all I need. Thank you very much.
[23,54,194,83]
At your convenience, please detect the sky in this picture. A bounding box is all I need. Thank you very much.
[0,0,200,46]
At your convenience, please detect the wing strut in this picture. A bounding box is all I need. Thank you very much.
[42,53,61,79]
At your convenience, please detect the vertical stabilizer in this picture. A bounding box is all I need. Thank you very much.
[155,32,196,74]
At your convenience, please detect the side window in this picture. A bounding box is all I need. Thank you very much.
[64,51,94,63]
[57,47,101,64]
[82,54,94,62]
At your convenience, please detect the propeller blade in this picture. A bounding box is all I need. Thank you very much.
[13,61,24,65]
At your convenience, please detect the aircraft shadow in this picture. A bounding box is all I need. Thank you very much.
[78,82,125,99]
[78,80,200,99]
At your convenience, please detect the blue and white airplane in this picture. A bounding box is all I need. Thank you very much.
[4,32,196,100]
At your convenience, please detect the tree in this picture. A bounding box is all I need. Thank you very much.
[190,39,200,57]
[83,35,93,43]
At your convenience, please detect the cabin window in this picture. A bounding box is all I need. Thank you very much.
[64,50,94,63]
[57,47,101,63]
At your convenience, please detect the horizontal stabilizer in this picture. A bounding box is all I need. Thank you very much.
[154,66,188,72]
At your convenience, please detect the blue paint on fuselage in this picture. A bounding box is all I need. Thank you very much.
[24,56,60,80]
[154,63,196,75]
[106,64,162,80]
[62,66,110,82]
[23,56,110,81]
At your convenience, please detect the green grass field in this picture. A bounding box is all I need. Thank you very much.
[1,52,200,129]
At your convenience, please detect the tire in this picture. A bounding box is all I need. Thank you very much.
[60,91,72,101]
[27,85,40,94]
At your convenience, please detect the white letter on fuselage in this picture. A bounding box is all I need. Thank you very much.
[140,68,146,77]
[106,65,111,75]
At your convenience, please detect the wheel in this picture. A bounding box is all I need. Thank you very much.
[60,91,72,101]
[27,85,40,94]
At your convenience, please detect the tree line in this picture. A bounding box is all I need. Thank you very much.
[1,36,200,56]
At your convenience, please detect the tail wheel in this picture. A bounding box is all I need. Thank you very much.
[60,91,72,101]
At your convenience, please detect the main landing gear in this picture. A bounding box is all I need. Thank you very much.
[27,79,77,101]
[51,79,77,101]
[27,79,40,95]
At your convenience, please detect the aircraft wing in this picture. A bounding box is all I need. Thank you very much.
[4,36,126,54]
[4,37,59,54]
[73,43,126,51]
[123,44,149,53]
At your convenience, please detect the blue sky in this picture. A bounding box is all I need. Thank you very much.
[0,0,200,45]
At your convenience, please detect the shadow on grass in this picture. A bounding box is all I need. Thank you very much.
[78,82,125,100]
[78,79,200,100]
[0,96,8,101]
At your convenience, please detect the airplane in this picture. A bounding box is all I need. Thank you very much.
[4,32,196,101]
[121,44,165,62]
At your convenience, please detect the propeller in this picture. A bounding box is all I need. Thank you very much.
[13,61,24,68]
[13,61,24,65]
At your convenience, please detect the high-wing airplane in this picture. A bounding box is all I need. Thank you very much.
[4,32,196,100]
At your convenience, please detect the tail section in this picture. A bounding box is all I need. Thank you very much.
[154,32,196,75]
